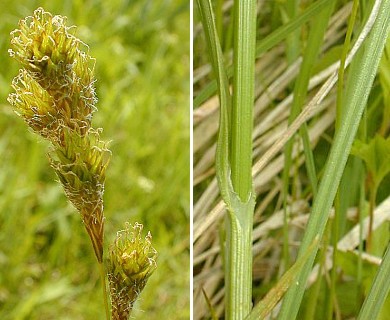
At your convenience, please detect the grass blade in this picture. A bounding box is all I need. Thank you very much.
[282,0,335,269]
[357,243,390,320]
[278,1,390,319]
[196,0,231,201]
[245,237,319,320]
[194,0,333,108]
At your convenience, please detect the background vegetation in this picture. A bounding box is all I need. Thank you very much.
[194,1,390,319]
[0,0,189,319]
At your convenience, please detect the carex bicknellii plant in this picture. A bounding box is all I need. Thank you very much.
[8,8,157,319]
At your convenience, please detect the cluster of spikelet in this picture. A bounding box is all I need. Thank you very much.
[8,8,156,319]
[107,223,157,319]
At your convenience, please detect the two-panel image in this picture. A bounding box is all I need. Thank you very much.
[1,1,389,319]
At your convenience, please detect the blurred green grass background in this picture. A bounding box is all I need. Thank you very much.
[0,0,189,319]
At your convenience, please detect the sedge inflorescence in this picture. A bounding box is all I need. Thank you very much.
[8,8,157,318]
[107,223,157,320]
[7,7,110,262]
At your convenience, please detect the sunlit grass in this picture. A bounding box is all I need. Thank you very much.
[0,1,189,319]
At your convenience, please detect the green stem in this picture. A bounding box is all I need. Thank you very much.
[226,210,253,319]
[230,0,256,202]
[367,182,377,252]
[225,1,256,319]
[196,1,256,318]
[327,197,340,320]
[336,0,359,130]
[99,262,110,320]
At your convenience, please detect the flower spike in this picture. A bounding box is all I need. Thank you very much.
[107,223,157,320]
[8,7,109,262]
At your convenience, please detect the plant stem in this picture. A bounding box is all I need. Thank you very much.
[99,262,110,320]
[225,1,257,319]
[196,1,256,318]
[367,182,377,252]
[230,0,256,202]
[226,208,253,319]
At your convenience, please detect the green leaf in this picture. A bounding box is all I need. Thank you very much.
[196,0,231,207]
[278,1,390,319]
[194,0,334,108]
[358,243,390,320]
[245,237,319,320]
[379,39,390,134]
[351,135,390,188]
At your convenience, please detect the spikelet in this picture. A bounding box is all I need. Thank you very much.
[8,7,96,138]
[7,8,109,262]
[107,223,157,320]
[48,127,110,262]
